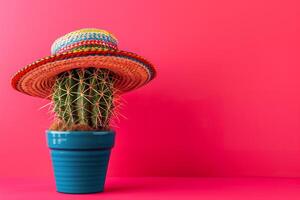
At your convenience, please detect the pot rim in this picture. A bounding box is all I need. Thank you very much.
[46,129,115,134]
[46,130,115,150]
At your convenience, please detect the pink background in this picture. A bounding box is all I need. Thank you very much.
[0,0,300,178]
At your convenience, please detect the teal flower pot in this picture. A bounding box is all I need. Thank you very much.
[46,130,115,194]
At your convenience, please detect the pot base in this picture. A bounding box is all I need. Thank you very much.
[51,149,110,194]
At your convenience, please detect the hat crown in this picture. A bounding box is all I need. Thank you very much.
[51,28,118,55]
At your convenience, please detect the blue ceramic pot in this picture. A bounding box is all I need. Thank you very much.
[46,130,115,194]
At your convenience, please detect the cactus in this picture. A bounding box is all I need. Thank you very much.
[50,68,117,131]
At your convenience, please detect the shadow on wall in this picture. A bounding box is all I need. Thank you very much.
[110,90,227,177]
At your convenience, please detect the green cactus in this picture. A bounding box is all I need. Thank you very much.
[51,68,116,131]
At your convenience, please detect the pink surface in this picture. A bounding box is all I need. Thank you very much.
[2,178,300,200]
[1,0,300,178]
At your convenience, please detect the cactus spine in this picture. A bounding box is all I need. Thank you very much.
[52,68,116,131]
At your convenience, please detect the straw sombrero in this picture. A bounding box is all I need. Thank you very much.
[11,28,156,99]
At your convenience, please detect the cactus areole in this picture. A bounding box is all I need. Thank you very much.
[11,28,156,131]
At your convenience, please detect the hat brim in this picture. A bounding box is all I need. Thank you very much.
[11,48,156,99]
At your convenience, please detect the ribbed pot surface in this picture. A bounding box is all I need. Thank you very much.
[46,130,115,194]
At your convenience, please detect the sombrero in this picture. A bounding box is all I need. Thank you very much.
[11,28,156,99]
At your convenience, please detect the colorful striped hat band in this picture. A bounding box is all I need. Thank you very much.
[51,29,118,54]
